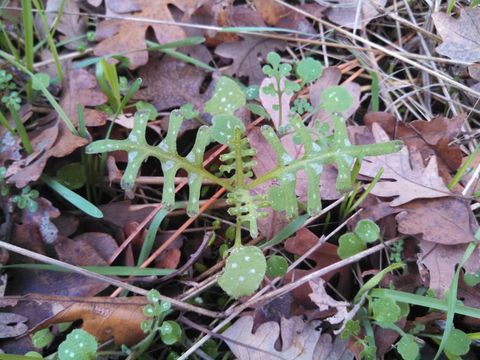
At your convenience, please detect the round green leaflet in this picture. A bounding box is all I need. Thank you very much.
[58,329,98,360]
[296,57,323,85]
[372,297,401,323]
[337,233,365,259]
[445,328,471,356]
[266,255,288,278]
[159,320,182,345]
[211,114,245,145]
[354,219,380,243]
[397,334,420,360]
[56,163,86,190]
[218,246,266,298]
[320,86,353,114]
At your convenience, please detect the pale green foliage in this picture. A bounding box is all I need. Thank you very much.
[58,329,98,360]
[338,219,381,259]
[372,297,401,323]
[218,246,267,299]
[397,334,419,360]
[445,328,471,356]
[321,86,353,113]
[87,54,403,298]
[296,57,323,85]
[266,255,288,277]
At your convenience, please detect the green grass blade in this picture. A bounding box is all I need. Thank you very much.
[449,144,480,189]
[41,175,103,218]
[138,205,180,266]
[32,0,64,81]
[21,0,34,100]
[370,71,379,112]
[9,105,33,154]
[354,262,405,302]
[2,263,174,276]
[158,48,215,72]
[259,213,310,249]
[370,289,480,319]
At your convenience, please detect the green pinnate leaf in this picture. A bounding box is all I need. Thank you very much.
[266,255,288,277]
[372,297,401,324]
[338,233,365,259]
[397,334,420,360]
[204,77,246,115]
[218,246,266,298]
[147,289,161,303]
[58,329,98,360]
[359,343,377,360]
[354,219,380,243]
[159,320,182,345]
[296,58,323,85]
[321,86,353,114]
[211,114,245,145]
[266,52,281,70]
[445,328,471,356]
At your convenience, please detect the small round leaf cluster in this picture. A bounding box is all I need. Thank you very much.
[58,329,98,360]
[337,219,380,259]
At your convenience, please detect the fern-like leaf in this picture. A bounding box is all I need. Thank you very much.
[248,114,403,219]
[85,109,231,216]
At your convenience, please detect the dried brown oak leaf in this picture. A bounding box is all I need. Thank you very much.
[61,68,108,127]
[359,123,450,206]
[94,0,186,69]
[30,296,148,345]
[309,278,349,325]
[418,240,480,297]
[6,116,88,188]
[215,35,286,85]
[135,56,208,112]
[432,8,480,63]
[0,313,28,339]
[363,112,464,177]
[224,315,352,360]
[396,197,477,245]
[323,0,387,30]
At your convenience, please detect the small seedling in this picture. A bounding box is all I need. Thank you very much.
[338,219,380,259]
[58,329,98,360]
[87,53,403,299]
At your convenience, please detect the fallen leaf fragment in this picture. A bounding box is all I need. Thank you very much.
[215,35,286,85]
[324,0,387,29]
[94,0,186,69]
[0,312,28,339]
[360,123,450,206]
[223,315,321,360]
[28,296,149,345]
[396,197,477,245]
[433,8,480,63]
[309,278,349,324]
[418,240,480,297]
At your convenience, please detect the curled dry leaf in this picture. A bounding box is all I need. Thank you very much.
[21,197,60,244]
[6,116,88,188]
[94,0,186,69]
[418,239,480,297]
[323,0,387,29]
[30,296,149,345]
[215,35,286,85]
[359,123,450,206]
[309,278,349,325]
[432,8,480,63]
[396,197,477,245]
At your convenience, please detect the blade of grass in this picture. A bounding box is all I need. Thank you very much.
[21,0,34,100]
[347,168,384,215]
[9,105,32,154]
[259,213,310,249]
[0,110,15,134]
[2,263,175,276]
[434,237,479,359]
[157,48,215,72]
[448,144,480,189]
[354,262,405,303]
[370,288,480,319]
[370,71,379,112]
[32,0,63,81]
[41,175,103,218]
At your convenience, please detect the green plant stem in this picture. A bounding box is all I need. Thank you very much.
[275,75,284,128]
[21,0,34,100]
[32,0,63,81]
[0,110,15,134]
[0,20,19,60]
[9,105,32,154]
